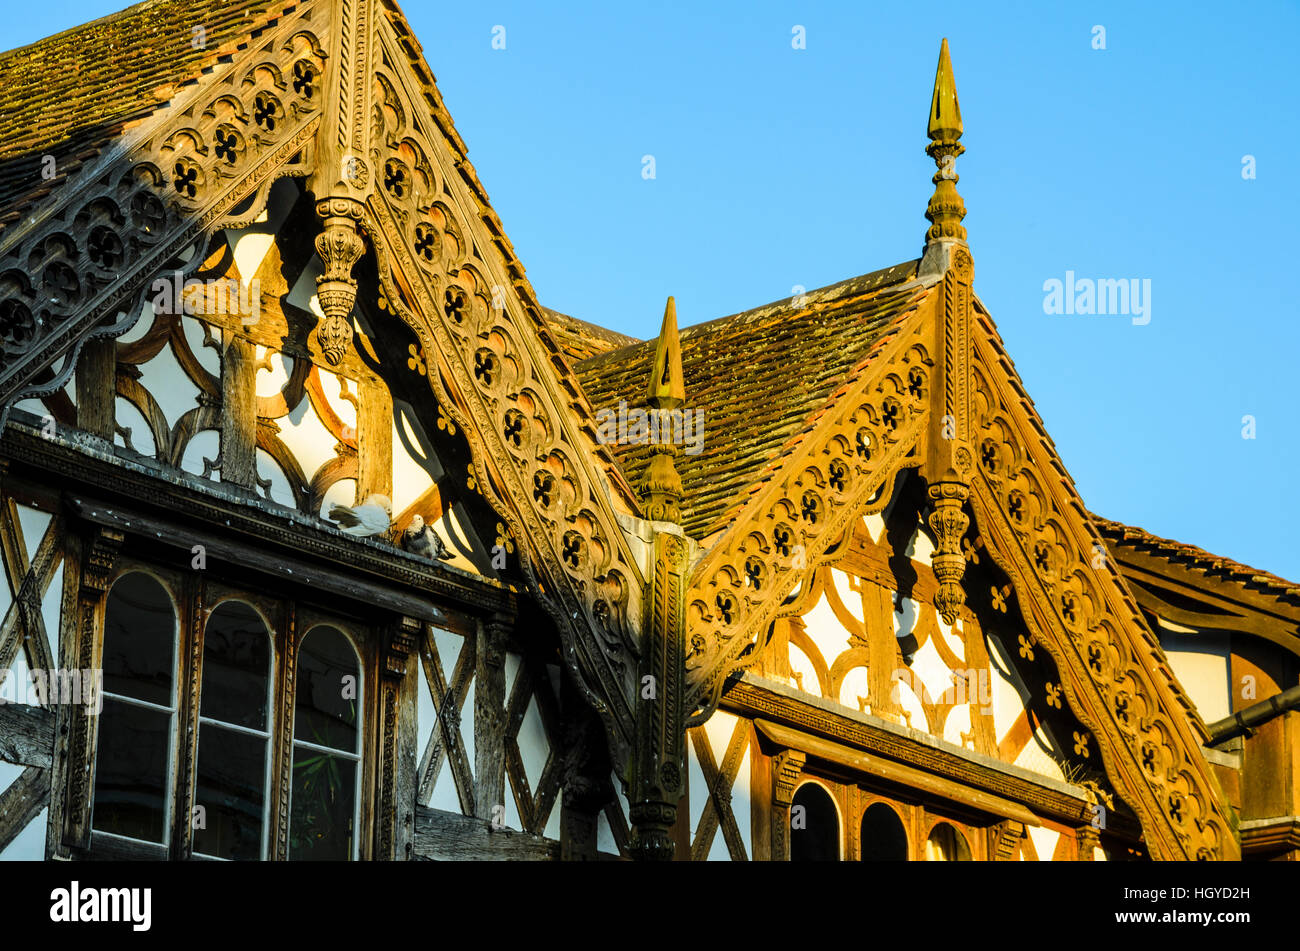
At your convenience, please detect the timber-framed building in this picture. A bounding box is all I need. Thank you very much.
[0,0,1295,863]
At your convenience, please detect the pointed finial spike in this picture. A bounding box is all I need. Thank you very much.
[928,38,963,143]
[923,38,968,247]
[647,295,684,409]
[640,295,686,523]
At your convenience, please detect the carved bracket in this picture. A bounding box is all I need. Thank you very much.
[771,749,807,861]
[383,614,421,679]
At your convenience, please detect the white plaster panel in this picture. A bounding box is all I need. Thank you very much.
[0,807,46,861]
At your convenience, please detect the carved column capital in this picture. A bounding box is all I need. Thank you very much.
[313,197,366,366]
[770,749,806,862]
[383,615,421,680]
[772,749,806,806]
[1076,824,1102,860]
[482,612,511,668]
[993,820,1026,860]
[79,526,125,596]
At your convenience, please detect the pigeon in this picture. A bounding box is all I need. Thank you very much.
[400,514,453,560]
[328,493,392,537]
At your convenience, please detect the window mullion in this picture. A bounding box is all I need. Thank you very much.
[269,600,298,861]
[173,573,203,860]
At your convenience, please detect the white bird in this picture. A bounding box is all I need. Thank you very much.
[328,493,392,537]
[400,514,453,561]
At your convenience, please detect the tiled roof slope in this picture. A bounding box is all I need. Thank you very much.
[541,307,640,363]
[575,260,930,539]
[1092,514,1300,604]
[0,0,293,231]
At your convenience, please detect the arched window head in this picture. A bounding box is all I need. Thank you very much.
[93,572,178,845]
[790,782,840,861]
[289,625,361,860]
[925,821,971,861]
[860,802,909,861]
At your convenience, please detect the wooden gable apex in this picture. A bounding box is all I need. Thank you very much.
[678,252,1238,860]
[678,42,1238,859]
[0,0,652,768]
[336,1,648,767]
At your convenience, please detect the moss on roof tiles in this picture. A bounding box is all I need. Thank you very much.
[540,306,640,364]
[574,260,929,539]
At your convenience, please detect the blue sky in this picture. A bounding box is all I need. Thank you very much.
[14,1,1300,579]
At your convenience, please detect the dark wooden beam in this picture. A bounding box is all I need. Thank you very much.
[75,338,116,440]
[66,496,499,627]
[474,615,509,821]
[0,423,514,617]
[0,703,54,768]
[0,765,50,854]
[414,806,559,861]
[219,336,258,489]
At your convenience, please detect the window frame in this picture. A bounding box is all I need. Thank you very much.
[288,616,368,862]
[89,566,183,859]
[84,557,380,861]
[190,589,279,861]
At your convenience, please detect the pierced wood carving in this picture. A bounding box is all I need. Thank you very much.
[345,10,649,768]
[683,305,936,724]
[967,316,1237,860]
[0,8,325,417]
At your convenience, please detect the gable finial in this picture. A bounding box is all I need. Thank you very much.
[924,38,967,247]
[647,296,684,409]
[640,296,685,523]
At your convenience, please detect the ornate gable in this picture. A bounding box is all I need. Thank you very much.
[965,307,1238,858]
[0,0,660,773]
[570,38,1240,859]
[0,9,1262,861]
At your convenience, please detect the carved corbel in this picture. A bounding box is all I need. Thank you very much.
[628,531,689,861]
[79,526,125,596]
[771,749,807,861]
[992,819,1026,860]
[383,614,421,680]
[1076,824,1102,860]
[313,197,366,365]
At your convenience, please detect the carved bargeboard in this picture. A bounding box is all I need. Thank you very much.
[967,316,1237,860]
[683,304,937,723]
[0,5,327,417]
